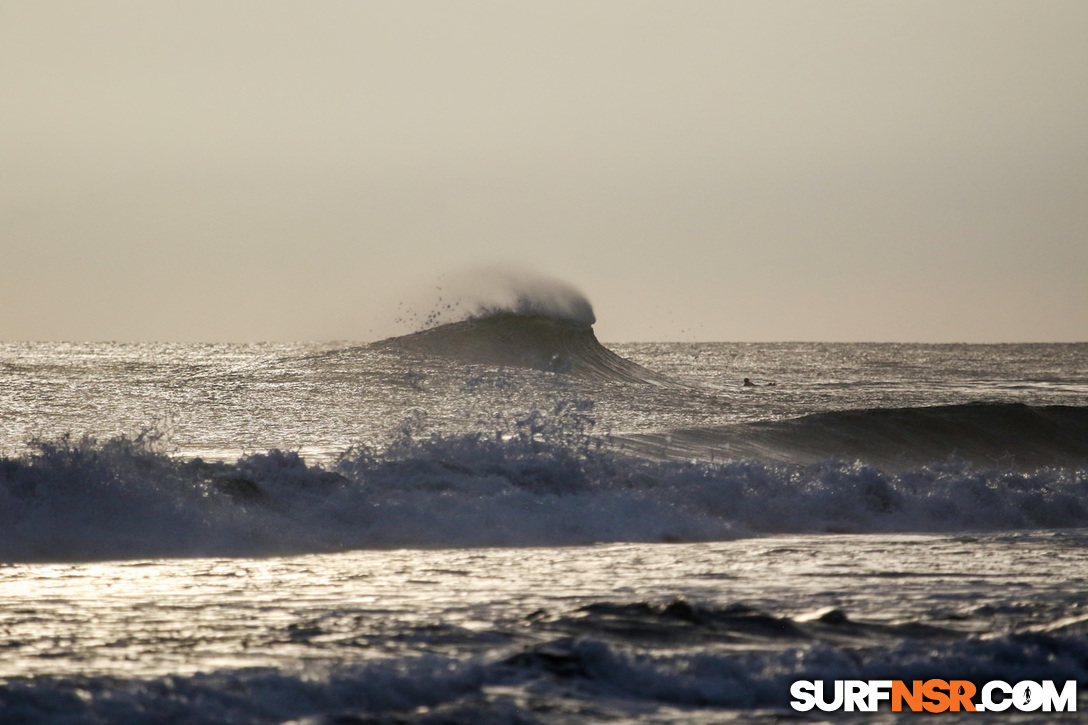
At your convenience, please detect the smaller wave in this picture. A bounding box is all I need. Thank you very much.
[3,613,1085,722]
[528,598,955,646]
[502,626,1088,714]
[624,402,1088,470]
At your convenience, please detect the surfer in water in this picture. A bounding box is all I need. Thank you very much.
[743,378,776,387]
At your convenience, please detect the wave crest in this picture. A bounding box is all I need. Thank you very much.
[404,268,596,330]
[471,270,595,327]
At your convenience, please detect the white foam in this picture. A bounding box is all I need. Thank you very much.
[2,405,1087,562]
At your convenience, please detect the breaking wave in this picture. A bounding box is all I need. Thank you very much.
[372,313,671,383]
[376,267,673,382]
[2,402,1087,562]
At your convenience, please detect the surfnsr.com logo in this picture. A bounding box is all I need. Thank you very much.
[790,679,1077,713]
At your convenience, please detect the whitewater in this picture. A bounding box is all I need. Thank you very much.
[1,296,1087,722]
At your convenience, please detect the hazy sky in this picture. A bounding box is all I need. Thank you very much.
[2,1,1086,342]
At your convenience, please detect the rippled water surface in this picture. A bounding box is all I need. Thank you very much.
[1,339,1086,722]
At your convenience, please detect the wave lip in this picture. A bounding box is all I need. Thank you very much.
[372,312,671,384]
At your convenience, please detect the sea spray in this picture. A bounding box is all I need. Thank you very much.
[396,266,596,331]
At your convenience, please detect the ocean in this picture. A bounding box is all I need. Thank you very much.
[1,311,1087,723]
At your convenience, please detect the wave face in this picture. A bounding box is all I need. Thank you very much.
[372,313,670,384]
[3,404,1087,562]
[624,402,1088,470]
